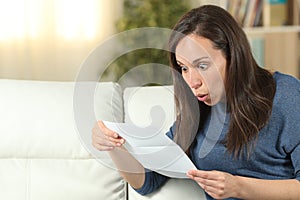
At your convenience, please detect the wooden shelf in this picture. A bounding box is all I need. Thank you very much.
[244,25,300,35]
[245,27,299,78]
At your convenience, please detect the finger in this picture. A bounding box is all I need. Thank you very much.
[93,121,125,144]
[93,132,125,146]
[189,175,223,198]
[187,170,223,189]
[187,169,221,180]
[105,134,125,145]
[93,133,124,148]
[192,176,219,188]
[106,137,125,147]
[92,121,127,149]
[203,186,223,199]
[97,121,119,138]
[206,184,224,194]
[92,141,114,151]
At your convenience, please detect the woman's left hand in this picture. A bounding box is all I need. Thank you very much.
[187,169,240,199]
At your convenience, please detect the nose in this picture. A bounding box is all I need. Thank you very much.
[186,68,202,89]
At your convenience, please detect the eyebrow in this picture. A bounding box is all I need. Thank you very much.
[192,57,209,65]
[176,60,184,66]
[176,56,209,66]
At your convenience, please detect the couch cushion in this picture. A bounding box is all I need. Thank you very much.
[123,85,175,132]
[0,79,126,200]
[128,179,205,200]
[123,85,205,199]
[0,159,126,200]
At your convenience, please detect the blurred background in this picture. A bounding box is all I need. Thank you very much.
[0,0,299,82]
[0,0,192,82]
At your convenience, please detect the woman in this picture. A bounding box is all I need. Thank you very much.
[92,5,300,199]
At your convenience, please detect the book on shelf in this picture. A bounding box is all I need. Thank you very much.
[287,0,300,25]
[226,0,263,27]
[227,0,248,26]
[263,0,288,26]
[263,0,300,26]
[202,0,300,27]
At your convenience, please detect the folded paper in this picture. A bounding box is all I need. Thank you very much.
[103,121,196,178]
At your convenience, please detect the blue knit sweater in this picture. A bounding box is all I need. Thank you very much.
[135,72,300,200]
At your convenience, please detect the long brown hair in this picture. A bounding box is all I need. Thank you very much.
[169,5,276,158]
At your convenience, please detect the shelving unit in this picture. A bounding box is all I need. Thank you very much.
[244,25,300,34]
[198,0,300,78]
[245,26,300,78]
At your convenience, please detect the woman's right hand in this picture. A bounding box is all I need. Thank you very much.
[92,121,146,188]
[92,120,125,151]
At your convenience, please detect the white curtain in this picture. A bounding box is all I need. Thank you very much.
[0,0,123,81]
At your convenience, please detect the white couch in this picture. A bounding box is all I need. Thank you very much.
[0,79,205,200]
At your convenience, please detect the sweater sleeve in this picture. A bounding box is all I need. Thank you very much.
[133,124,175,195]
[277,75,300,182]
[292,145,300,181]
[286,88,300,181]
[287,92,300,181]
[134,170,169,195]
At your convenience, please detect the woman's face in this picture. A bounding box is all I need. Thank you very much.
[175,34,227,106]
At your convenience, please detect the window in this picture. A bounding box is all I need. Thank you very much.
[0,0,100,40]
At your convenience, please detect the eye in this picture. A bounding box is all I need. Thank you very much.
[176,61,188,73]
[181,65,188,72]
[196,62,209,70]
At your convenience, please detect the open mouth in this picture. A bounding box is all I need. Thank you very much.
[197,94,208,102]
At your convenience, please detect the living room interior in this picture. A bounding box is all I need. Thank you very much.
[1,0,299,200]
